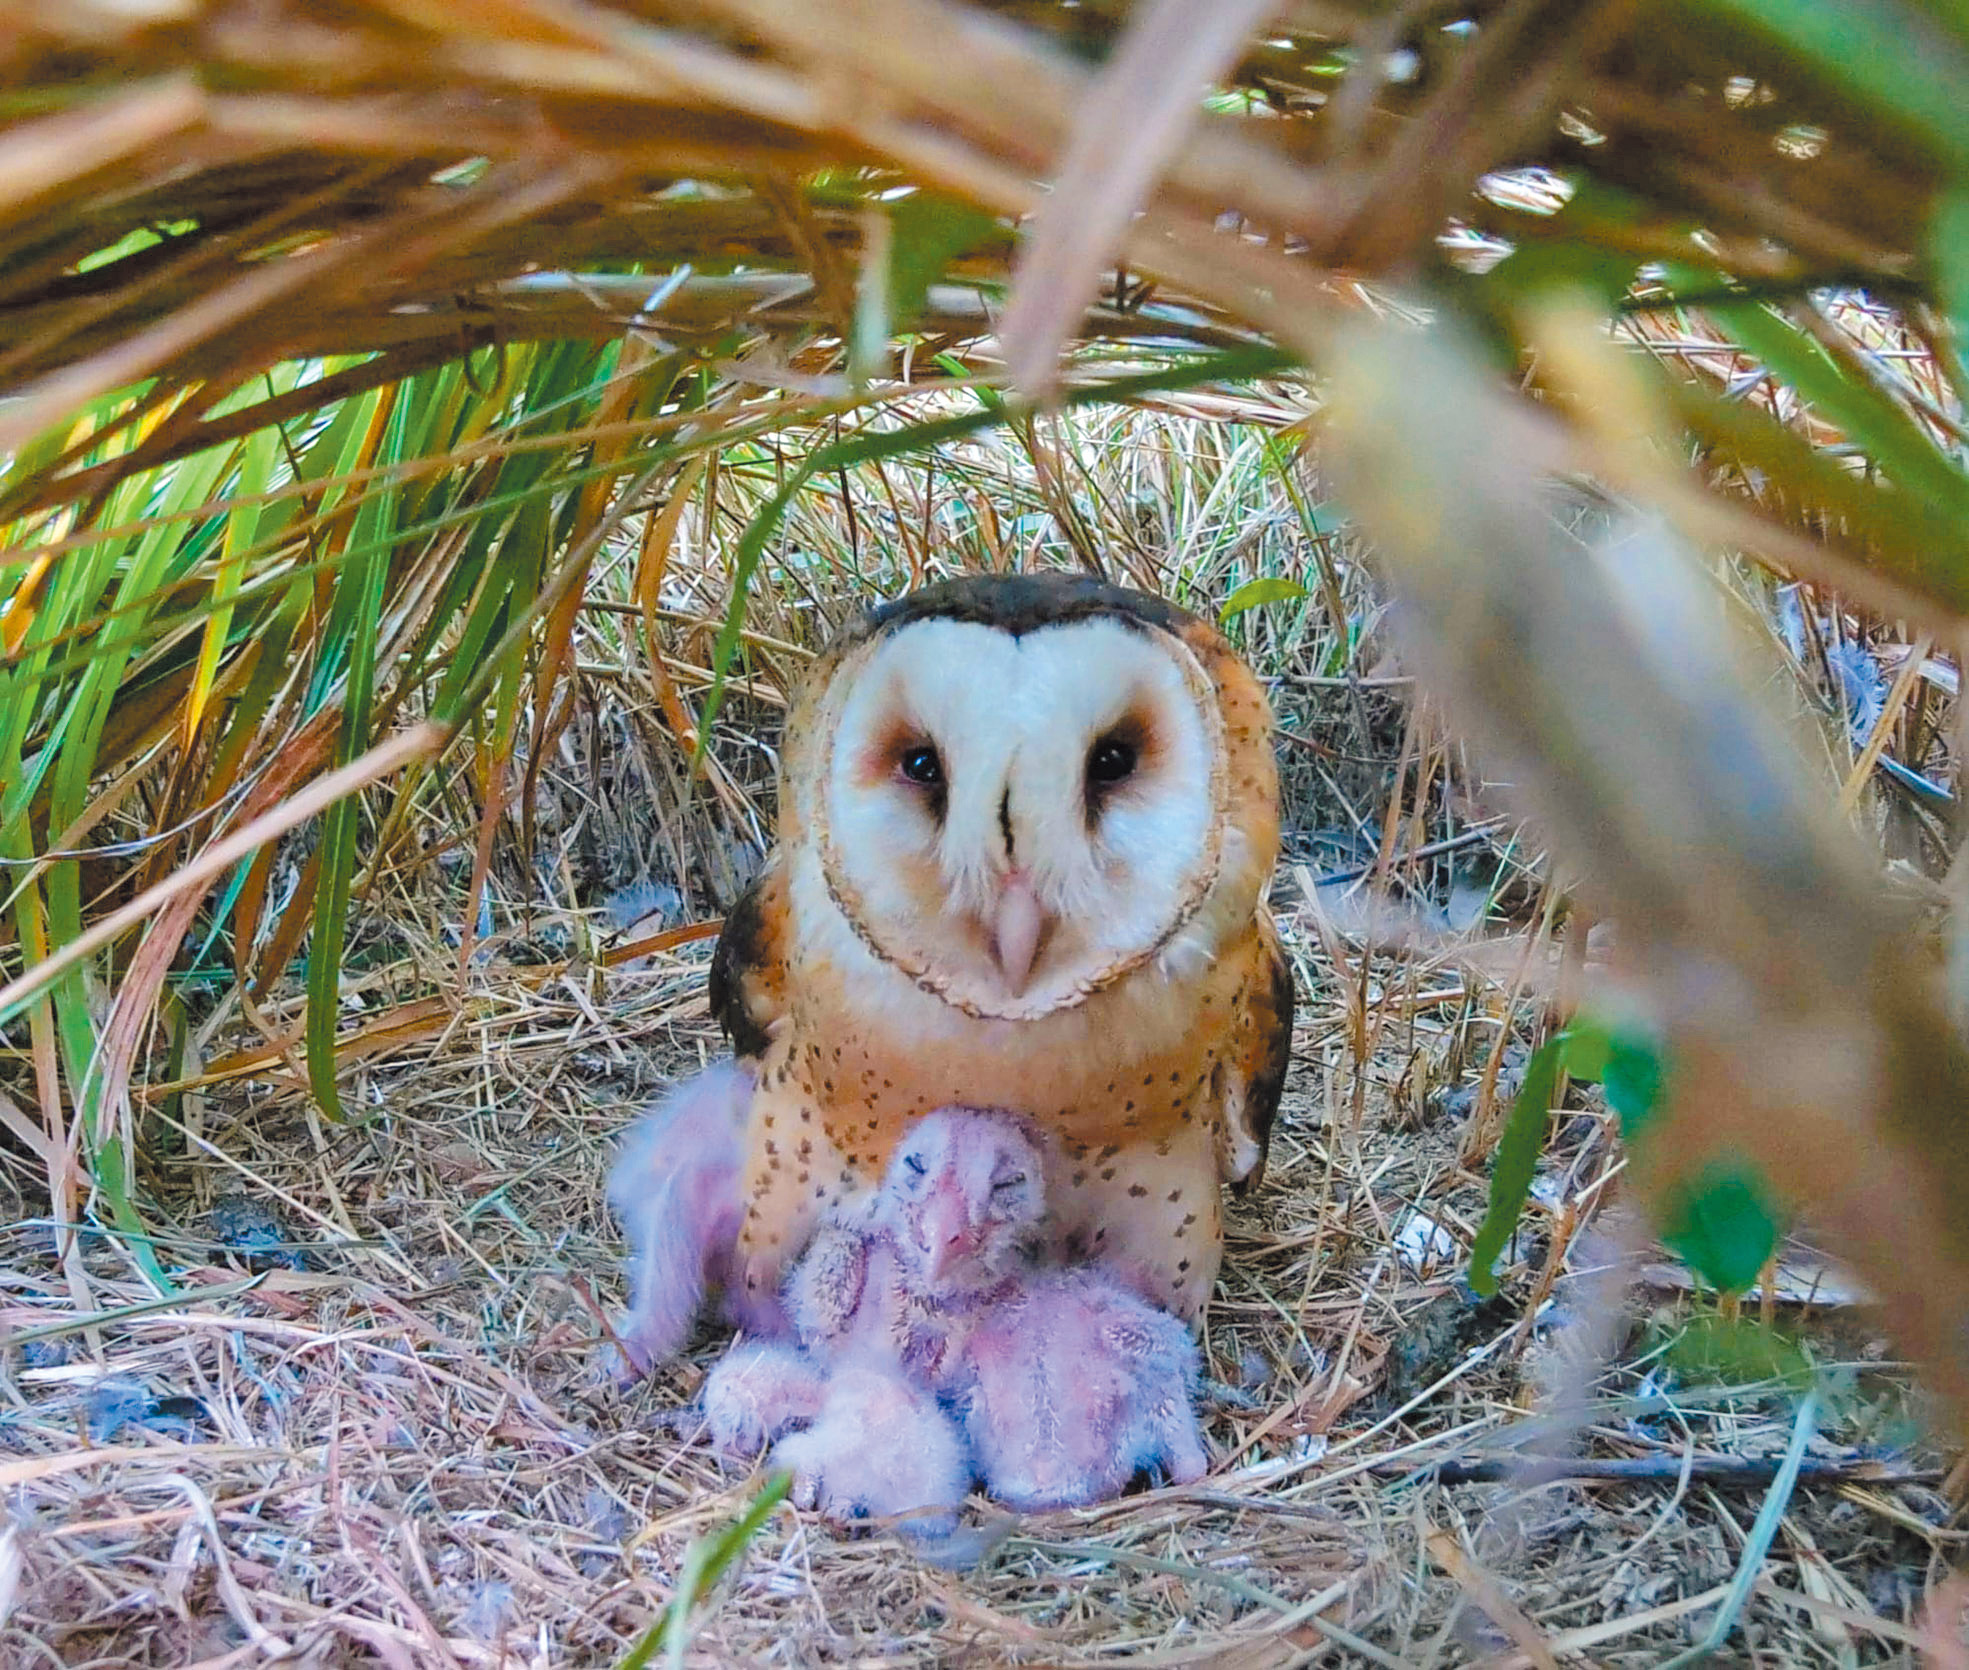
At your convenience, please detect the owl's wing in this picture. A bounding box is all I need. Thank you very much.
[709,857,790,1060]
[1224,908,1296,1196]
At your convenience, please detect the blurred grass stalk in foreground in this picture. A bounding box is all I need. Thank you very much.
[1323,304,1969,1430]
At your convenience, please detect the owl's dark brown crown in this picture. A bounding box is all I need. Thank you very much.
[859,571,1197,644]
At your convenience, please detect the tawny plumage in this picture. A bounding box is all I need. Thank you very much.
[710,572,1295,1329]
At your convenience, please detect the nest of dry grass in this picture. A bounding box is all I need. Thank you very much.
[3,888,1951,1666]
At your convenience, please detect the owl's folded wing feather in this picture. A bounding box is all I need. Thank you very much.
[709,858,791,1060]
[1224,908,1296,1195]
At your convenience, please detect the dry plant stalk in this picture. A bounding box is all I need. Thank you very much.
[1324,311,1969,1432]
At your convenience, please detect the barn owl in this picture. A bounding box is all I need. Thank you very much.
[710,571,1294,1327]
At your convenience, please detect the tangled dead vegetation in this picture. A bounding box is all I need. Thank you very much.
[4,0,1969,1660]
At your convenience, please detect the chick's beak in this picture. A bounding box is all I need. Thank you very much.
[990,870,1047,993]
[919,1187,977,1284]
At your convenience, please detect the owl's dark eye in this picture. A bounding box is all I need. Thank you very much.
[1088,737,1137,786]
[991,1172,1026,1194]
[899,746,943,786]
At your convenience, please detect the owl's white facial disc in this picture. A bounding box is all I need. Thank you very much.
[817,616,1225,1016]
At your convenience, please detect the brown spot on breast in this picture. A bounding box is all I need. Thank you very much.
[1178,1258,1191,1272]
[1071,1171,1087,1187]
[1100,1167,1116,1182]
[1127,1184,1148,1199]
[1168,1189,1184,1203]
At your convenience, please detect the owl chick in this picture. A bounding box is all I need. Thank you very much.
[606,1060,783,1377]
[770,1361,971,1537]
[694,1110,1036,1524]
[777,1105,1210,1511]
[880,1109,1209,1508]
[951,1269,1209,1510]
[782,1102,1047,1381]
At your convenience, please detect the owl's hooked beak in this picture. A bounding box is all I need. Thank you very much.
[989,871,1048,993]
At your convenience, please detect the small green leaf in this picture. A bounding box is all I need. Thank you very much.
[1218,577,1309,623]
[1660,1162,1783,1295]
[1553,1016,1617,1086]
[1468,1032,1567,1294]
[1601,1033,1665,1136]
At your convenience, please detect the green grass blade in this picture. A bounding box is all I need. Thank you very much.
[1467,1032,1566,1295]
[614,1472,791,1670]
[306,389,410,1122]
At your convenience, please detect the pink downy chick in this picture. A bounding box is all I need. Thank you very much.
[606,1060,784,1378]
[700,1342,828,1454]
[950,1267,1209,1510]
[769,1360,971,1539]
[715,1108,1048,1528]
[872,1106,1211,1510]
[783,1107,1049,1380]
